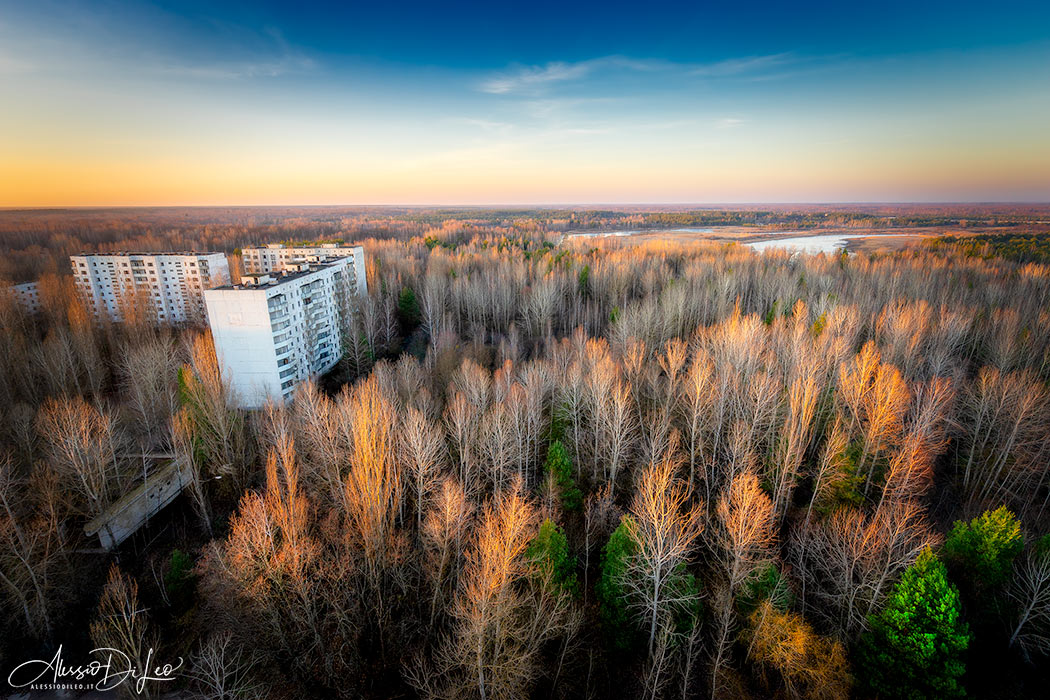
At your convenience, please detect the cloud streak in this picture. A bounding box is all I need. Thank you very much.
[156,27,316,80]
[0,11,317,82]
[479,61,593,94]
[478,53,803,95]
[689,52,795,77]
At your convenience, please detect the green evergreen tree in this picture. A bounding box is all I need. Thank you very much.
[597,516,638,650]
[666,564,703,635]
[577,264,591,297]
[526,519,578,596]
[543,440,582,511]
[737,562,792,616]
[397,286,421,331]
[943,506,1023,592]
[860,548,970,699]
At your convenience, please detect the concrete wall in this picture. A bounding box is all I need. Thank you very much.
[349,247,368,297]
[204,287,282,408]
[84,460,191,551]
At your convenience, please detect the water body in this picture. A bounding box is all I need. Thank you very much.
[746,234,868,255]
[563,228,867,255]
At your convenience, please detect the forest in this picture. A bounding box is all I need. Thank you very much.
[2,204,1048,282]
[2,217,1050,699]
[932,234,1050,265]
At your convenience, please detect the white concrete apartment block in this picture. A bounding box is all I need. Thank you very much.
[241,243,367,297]
[204,258,359,408]
[4,281,42,314]
[70,252,230,324]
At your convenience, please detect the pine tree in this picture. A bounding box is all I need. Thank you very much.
[397,286,421,332]
[596,516,638,650]
[526,519,578,596]
[860,548,970,699]
[943,505,1023,592]
[543,440,582,511]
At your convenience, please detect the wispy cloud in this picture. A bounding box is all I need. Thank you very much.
[479,56,681,94]
[153,27,315,80]
[451,117,516,135]
[479,61,593,94]
[689,53,795,77]
[0,13,316,82]
[717,117,744,129]
[478,52,804,95]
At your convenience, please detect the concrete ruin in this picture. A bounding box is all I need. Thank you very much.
[84,460,192,551]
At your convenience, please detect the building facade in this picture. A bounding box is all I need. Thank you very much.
[6,281,41,314]
[204,258,360,408]
[241,243,367,296]
[70,253,230,324]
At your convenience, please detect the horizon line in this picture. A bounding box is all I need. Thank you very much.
[3,200,1050,212]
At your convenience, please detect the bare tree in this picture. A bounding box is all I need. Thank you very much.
[770,372,821,522]
[188,630,268,700]
[199,441,330,686]
[399,406,447,531]
[677,347,714,499]
[0,461,68,636]
[90,564,159,699]
[118,334,180,449]
[622,456,704,655]
[879,376,954,508]
[172,407,213,534]
[445,392,482,497]
[791,498,934,638]
[837,342,910,495]
[341,376,404,593]
[1009,541,1050,660]
[807,416,851,521]
[422,476,475,624]
[594,374,637,496]
[957,367,1049,513]
[179,332,252,490]
[710,471,776,696]
[37,396,127,517]
[416,483,577,700]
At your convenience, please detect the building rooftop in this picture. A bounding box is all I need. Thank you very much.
[257,242,356,250]
[210,260,346,291]
[71,251,225,258]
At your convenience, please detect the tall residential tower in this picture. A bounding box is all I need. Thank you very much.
[203,258,361,408]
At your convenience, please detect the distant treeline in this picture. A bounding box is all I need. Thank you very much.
[2,205,1049,283]
[934,234,1050,265]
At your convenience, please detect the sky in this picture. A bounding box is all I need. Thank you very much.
[1,0,1049,206]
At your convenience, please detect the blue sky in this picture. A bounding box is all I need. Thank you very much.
[1,0,1049,204]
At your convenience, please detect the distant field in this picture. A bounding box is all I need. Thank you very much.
[566,226,941,254]
[565,224,1050,256]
